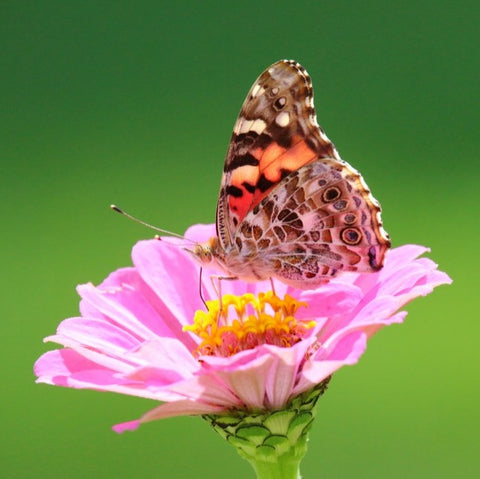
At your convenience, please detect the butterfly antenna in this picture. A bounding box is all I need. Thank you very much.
[110,205,194,243]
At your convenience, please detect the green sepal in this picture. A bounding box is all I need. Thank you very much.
[203,377,331,479]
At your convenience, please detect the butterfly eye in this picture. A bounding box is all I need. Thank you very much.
[341,227,362,245]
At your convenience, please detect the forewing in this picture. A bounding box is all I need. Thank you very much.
[216,60,339,249]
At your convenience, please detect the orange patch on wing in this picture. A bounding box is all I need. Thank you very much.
[228,165,260,223]
[228,195,251,224]
[250,136,318,206]
[227,137,318,225]
[231,165,259,187]
[253,142,287,170]
[256,136,317,182]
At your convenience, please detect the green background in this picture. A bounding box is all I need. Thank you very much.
[2,1,478,478]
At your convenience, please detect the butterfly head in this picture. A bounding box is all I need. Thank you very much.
[186,237,221,266]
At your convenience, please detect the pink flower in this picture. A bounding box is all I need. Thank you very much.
[34,224,451,433]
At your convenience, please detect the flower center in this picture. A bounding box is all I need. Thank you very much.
[184,291,315,357]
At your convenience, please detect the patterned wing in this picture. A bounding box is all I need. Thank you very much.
[216,60,339,249]
[235,158,391,288]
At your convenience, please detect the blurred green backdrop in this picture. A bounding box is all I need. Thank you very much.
[2,1,478,478]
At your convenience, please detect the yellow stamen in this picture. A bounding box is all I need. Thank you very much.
[184,291,316,357]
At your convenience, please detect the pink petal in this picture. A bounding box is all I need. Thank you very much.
[163,375,244,408]
[184,223,216,243]
[112,420,141,433]
[51,316,141,352]
[214,354,273,409]
[138,399,227,423]
[263,345,311,410]
[132,240,204,330]
[296,282,362,319]
[35,349,190,402]
[78,275,181,341]
[293,331,368,394]
[35,349,133,389]
[200,339,316,410]
[125,338,199,376]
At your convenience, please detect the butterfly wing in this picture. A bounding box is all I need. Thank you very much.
[216,60,339,249]
[235,158,390,287]
[215,59,390,287]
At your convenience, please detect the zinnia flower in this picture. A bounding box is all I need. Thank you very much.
[34,223,451,476]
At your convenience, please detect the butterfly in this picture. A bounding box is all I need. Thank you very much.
[191,60,390,289]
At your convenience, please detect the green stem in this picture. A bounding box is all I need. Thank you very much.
[248,454,302,479]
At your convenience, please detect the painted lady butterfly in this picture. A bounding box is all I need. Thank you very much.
[191,60,390,289]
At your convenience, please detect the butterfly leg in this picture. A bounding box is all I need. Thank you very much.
[198,270,237,309]
[269,277,277,297]
[198,267,208,308]
[210,275,237,311]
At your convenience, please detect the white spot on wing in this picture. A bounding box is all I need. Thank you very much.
[233,117,243,134]
[251,84,264,98]
[275,111,290,127]
[251,118,266,134]
[234,118,266,135]
[240,119,253,134]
